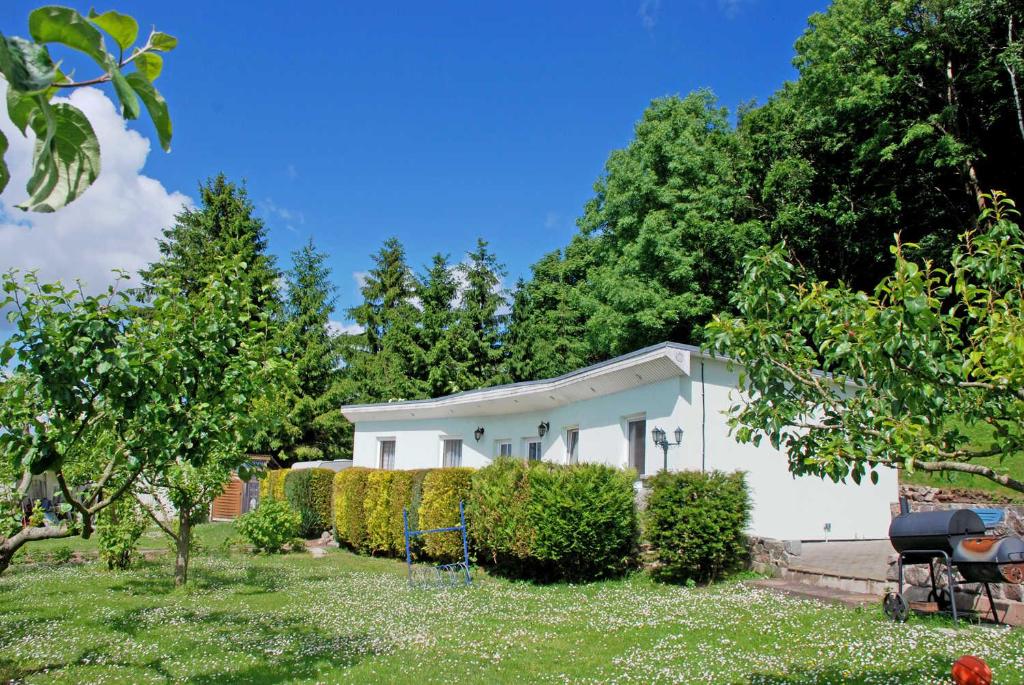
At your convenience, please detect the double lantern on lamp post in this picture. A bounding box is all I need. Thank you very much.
[651,426,683,472]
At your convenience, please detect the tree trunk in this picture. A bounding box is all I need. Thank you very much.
[174,508,191,587]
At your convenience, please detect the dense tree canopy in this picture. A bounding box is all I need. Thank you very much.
[740,0,1024,289]
[708,194,1024,494]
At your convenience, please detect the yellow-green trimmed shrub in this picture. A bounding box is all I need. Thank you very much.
[364,471,396,555]
[333,467,371,551]
[260,469,288,502]
[644,470,751,583]
[285,468,335,538]
[363,470,415,556]
[419,467,474,561]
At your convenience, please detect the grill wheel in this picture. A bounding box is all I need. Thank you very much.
[883,591,909,622]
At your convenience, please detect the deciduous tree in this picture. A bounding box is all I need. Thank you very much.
[708,193,1024,495]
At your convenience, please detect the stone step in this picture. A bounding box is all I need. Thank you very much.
[747,578,880,609]
[779,565,892,597]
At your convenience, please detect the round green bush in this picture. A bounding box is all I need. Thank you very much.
[643,469,751,583]
[236,500,301,554]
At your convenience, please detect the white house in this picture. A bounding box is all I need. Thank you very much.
[340,342,897,541]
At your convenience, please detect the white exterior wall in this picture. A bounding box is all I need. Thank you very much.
[350,356,898,541]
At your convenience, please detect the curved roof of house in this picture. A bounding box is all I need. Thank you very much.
[340,341,710,421]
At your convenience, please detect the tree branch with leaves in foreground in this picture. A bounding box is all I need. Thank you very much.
[707,192,1024,495]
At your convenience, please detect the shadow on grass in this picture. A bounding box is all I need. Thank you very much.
[106,560,301,597]
[748,655,952,684]
[4,607,384,684]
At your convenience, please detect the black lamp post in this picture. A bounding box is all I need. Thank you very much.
[474,426,485,442]
[651,426,683,472]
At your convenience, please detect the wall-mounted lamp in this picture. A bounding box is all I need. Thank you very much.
[538,421,550,438]
[474,426,485,442]
[651,425,683,472]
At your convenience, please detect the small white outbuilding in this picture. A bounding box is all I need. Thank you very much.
[340,342,897,541]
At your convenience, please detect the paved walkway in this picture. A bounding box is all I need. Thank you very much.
[790,540,894,581]
[748,578,879,608]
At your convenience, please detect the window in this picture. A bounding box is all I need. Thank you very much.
[442,438,463,467]
[526,439,542,461]
[565,428,579,465]
[379,439,396,470]
[496,440,512,458]
[627,418,646,475]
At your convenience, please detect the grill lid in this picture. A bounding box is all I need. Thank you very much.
[888,509,986,554]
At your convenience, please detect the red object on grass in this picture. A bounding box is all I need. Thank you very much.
[952,655,993,685]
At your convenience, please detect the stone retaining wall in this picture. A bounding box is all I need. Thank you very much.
[748,536,801,576]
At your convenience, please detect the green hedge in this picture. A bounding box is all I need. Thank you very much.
[644,470,750,583]
[260,469,288,503]
[333,467,371,551]
[284,468,334,538]
[419,467,474,561]
[468,458,534,565]
[469,458,637,581]
[364,470,414,556]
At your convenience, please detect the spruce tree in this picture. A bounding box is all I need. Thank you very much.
[453,238,507,388]
[415,253,471,396]
[345,238,423,401]
[142,174,280,311]
[505,246,592,381]
[282,239,349,459]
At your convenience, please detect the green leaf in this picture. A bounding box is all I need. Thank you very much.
[29,7,109,66]
[110,68,140,119]
[0,129,8,195]
[133,52,162,82]
[86,8,138,51]
[7,88,39,133]
[125,72,171,151]
[17,102,101,212]
[148,31,178,52]
[0,35,57,92]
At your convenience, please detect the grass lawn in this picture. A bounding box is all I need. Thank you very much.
[1,524,1022,684]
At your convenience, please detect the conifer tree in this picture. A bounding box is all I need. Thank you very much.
[345,238,423,401]
[453,238,507,388]
[281,239,349,459]
[415,253,470,396]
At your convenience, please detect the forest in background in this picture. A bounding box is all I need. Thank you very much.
[206,0,1024,460]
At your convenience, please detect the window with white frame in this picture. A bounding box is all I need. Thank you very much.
[442,438,463,467]
[379,439,396,470]
[526,438,542,461]
[496,440,512,458]
[565,428,579,465]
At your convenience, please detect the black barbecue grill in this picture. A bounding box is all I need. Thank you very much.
[885,498,1024,623]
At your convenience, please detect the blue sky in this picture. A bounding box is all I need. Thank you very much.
[2,0,827,324]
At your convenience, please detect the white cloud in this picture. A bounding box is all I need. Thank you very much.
[260,197,305,234]
[286,163,298,180]
[352,270,369,293]
[638,0,661,31]
[328,319,363,336]
[0,84,191,292]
